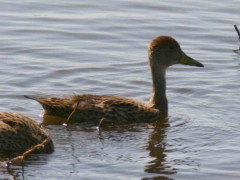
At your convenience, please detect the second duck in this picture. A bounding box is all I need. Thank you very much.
[25,36,204,124]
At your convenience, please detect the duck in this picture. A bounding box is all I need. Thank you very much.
[0,112,54,158]
[25,36,204,125]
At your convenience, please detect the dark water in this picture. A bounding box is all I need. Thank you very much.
[0,0,240,179]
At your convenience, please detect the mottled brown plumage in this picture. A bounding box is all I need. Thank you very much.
[26,95,162,124]
[25,36,204,124]
[0,112,54,153]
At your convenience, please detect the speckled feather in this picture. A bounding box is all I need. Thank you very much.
[26,94,163,124]
[0,112,54,153]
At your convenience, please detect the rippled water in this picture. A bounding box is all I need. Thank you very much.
[0,0,240,179]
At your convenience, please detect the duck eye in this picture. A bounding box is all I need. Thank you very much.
[169,46,174,50]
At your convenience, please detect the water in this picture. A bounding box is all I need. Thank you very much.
[0,0,240,179]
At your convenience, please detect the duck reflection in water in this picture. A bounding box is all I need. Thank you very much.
[143,119,176,180]
[0,153,52,180]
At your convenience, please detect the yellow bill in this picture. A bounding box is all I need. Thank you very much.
[179,52,204,67]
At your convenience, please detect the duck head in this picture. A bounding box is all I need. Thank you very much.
[148,36,204,68]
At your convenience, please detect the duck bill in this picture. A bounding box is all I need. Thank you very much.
[179,52,204,67]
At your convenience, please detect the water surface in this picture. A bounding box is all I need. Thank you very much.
[0,0,240,179]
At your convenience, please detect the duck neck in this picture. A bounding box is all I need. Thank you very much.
[148,65,168,116]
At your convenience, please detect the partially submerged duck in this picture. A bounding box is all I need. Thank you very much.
[0,112,54,164]
[25,36,204,124]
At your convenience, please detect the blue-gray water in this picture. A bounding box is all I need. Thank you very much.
[0,0,240,179]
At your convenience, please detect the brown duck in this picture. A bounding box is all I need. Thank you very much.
[25,36,204,124]
[0,112,54,154]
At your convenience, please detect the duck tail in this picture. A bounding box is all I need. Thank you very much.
[24,95,36,100]
[24,95,68,116]
[23,95,47,106]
